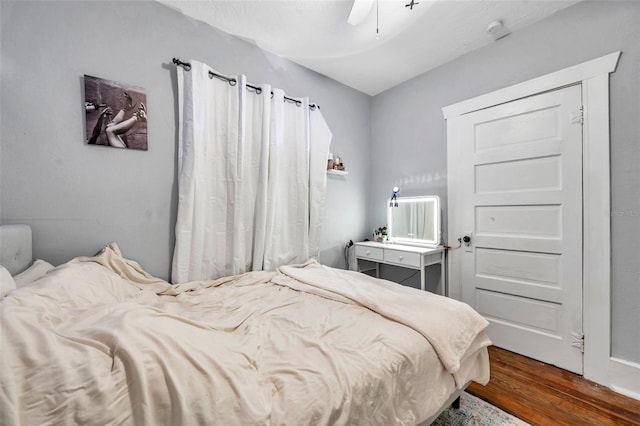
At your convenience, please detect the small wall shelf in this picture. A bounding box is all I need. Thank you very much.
[327,169,348,176]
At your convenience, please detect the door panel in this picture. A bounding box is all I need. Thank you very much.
[459,84,583,373]
[475,205,562,237]
[475,290,561,333]
[473,106,561,151]
[475,155,562,193]
[475,249,560,285]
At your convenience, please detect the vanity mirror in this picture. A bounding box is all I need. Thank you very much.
[387,196,441,247]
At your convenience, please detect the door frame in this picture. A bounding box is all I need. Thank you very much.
[442,52,640,398]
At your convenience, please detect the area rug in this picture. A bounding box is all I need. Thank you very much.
[432,392,531,425]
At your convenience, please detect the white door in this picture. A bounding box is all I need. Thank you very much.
[458,85,584,373]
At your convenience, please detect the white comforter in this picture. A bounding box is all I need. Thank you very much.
[1,243,490,426]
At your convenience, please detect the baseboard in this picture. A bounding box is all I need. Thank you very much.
[608,357,640,401]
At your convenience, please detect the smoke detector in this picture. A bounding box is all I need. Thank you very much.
[486,20,511,41]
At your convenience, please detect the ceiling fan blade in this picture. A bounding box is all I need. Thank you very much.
[347,0,375,25]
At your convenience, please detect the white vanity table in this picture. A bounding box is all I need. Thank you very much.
[354,241,446,295]
[356,195,446,295]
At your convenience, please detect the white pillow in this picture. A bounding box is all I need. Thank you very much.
[14,259,55,288]
[0,265,17,297]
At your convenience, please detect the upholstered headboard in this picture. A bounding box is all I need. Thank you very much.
[0,224,33,275]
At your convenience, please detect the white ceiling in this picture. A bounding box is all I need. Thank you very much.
[158,0,582,95]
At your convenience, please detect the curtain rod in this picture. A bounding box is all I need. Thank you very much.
[172,58,319,110]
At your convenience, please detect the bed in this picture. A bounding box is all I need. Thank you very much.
[0,224,490,425]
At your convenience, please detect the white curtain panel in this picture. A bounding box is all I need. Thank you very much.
[172,61,331,283]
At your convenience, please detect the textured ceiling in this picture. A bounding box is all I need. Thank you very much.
[158,0,582,95]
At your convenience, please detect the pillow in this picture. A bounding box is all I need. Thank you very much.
[14,259,55,288]
[0,265,17,297]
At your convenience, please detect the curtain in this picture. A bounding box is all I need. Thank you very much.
[172,61,332,283]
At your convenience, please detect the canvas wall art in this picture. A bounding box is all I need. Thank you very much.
[84,75,147,150]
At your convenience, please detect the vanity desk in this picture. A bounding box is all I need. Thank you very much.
[355,241,445,295]
[358,194,446,295]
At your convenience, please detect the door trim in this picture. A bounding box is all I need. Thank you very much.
[443,52,633,395]
[442,52,620,118]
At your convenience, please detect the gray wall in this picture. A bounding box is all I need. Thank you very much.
[0,1,371,278]
[370,1,640,362]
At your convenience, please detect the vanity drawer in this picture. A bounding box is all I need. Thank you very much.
[355,245,384,261]
[384,249,421,268]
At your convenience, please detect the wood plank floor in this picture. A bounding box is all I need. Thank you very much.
[467,346,640,425]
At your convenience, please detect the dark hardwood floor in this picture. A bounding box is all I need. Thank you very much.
[467,346,640,425]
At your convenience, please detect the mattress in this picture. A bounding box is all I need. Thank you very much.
[1,243,490,425]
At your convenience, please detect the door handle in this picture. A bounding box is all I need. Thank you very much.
[462,232,473,252]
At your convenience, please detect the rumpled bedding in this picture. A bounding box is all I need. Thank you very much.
[1,243,490,426]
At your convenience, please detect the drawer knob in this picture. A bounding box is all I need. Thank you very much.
[366,250,371,255]
[399,256,404,261]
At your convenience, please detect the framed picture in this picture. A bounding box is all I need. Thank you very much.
[84,75,147,150]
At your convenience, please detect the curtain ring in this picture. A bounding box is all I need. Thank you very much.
[208,71,214,80]
[229,79,237,87]
[296,100,302,107]
[256,87,262,94]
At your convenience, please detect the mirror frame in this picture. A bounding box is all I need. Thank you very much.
[387,195,441,247]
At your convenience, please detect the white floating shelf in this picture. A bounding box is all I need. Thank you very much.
[327,169,348,176]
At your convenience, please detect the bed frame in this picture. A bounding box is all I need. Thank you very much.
[0,224,32,275]
[417,389,464,425]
